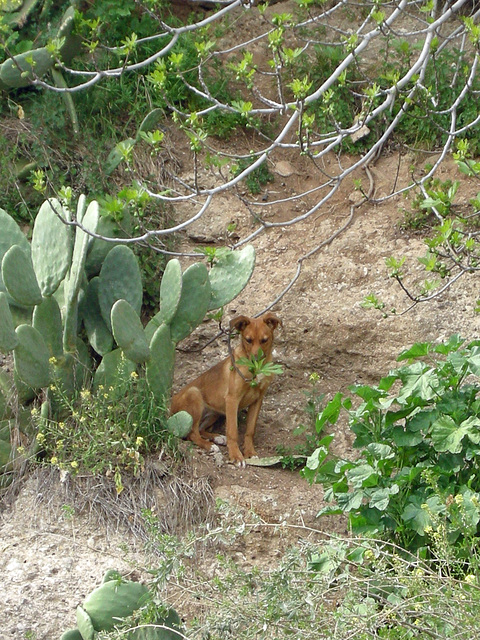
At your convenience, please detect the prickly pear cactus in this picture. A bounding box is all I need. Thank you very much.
[93,349,136,395]
[158,258,183,325]
[33,296,64,359]
[166,411,193,438]
[146,324,176,401]
[1,244,43,307]
[81,277,114,356]
[98,245,143,332]
[13,324,51,390]
[0,207,30,297]
[208,244,255,311]
[82,577,149,632]
[111,299,150,364]
[0,292,18,352]
[0,47,53,89]
[31,198,73,296]
[61,570,182,640]
[170,262,211,344]
[0,5,82,90]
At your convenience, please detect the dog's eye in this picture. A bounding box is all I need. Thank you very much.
[245,337,253,344]
[261,337,268,343]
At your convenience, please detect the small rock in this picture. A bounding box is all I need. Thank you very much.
[274,160,296,177]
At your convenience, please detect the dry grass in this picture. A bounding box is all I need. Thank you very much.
[28,457,215,539]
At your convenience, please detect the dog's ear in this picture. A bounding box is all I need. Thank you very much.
[262,312,282,331]
[230,315,251,333]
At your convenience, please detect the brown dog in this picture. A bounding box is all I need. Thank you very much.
[171,312,282,465]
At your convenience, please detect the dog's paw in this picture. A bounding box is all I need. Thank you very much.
[213,435,227,446]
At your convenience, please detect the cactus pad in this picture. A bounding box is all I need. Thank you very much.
[0,292,18,352]
[81,277,114,356]
[33,296,64,359]
[0,47,53,88]
[170,263,210,343]
[0,208,30,296]
[2,245,43,307]
[146,324,176,401]
[166,411,193,439]
[93,348,136,394]
[85,211,133,277]
[31,198,72,296]
[59,630,84,640]
[98,245,143,332]
[75,606,94,640]
[159,258,182,325]
[207,245,255,311]
[111,299,150,364]
[14,324,51,389]
[82,578,149,631]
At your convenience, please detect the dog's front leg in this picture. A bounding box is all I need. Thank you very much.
[225,393,244,464]
[243,391,266,459]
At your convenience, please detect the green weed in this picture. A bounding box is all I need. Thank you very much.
[32,364,177,494]
[231,157,275,195]
[277,372,325,467]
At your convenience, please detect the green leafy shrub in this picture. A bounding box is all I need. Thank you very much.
[303,335,480,559]
[381,45,480,149]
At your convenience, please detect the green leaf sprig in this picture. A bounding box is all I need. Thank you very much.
[236,348,284,387]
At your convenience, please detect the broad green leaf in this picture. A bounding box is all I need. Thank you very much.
[385,406,416,428]
[378,374,398,392]
[402,494,444,535]
[305,446,329,471]
[349,384,386,402]
[430,415,480,453]
[457,488,480,530]
[391,426,424,447]
[303,458,339,485]
[369,485,399,511]
[397,363,440,404]
[433,334,464,354]
[316,392,343,430]
[366,443,394,461]
[407,409,437,432]
[349,508,384,535]
[347,464,378,489]
[336,490,364,512]
[397,342,432,361]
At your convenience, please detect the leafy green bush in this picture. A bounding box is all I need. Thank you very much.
[303,335,480,559]
[380,45,480,150]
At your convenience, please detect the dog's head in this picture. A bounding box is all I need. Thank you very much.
[230,312,282,358]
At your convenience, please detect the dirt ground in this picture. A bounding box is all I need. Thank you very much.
[2,147,478,640]
[2,3,480,639]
